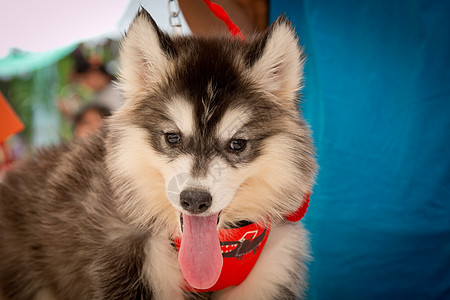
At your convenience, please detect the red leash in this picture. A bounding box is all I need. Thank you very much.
[202,0,245,40]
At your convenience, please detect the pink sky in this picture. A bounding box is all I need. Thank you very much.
[0,0,190,58]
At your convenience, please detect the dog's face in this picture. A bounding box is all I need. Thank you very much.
[105,10,316,232]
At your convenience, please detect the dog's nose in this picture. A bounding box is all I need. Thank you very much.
[180,189,212,214]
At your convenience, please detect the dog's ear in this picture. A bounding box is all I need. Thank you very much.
[247,16,304,107]
[118,8,176,100]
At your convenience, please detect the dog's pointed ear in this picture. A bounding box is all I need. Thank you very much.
[118,8,176,99]
[247,16,304,106]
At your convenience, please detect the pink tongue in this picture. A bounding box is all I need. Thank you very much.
[178,213,223,290]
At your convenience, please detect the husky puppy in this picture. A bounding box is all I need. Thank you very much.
[0,9,316,300]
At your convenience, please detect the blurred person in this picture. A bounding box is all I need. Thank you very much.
[71,48,124,112]
[0,136,26,181]
[57,48,123,140]
[73,104,111,138]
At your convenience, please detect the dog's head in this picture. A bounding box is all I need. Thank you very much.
[106,9,316,233]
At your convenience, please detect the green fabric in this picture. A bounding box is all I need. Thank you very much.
[0,44,77,78]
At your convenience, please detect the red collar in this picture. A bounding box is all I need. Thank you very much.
[285,192,310,222]
[173,193,310,292]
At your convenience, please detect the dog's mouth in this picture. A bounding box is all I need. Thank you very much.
[177,212,223,290]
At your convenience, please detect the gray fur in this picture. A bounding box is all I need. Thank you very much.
[0,9,317,300]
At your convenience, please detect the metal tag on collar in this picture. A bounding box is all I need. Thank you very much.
[168,0,182,36]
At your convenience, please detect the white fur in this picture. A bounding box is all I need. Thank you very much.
[197,157,247,216]
[222,134,311,223]
[106,122,178,231]
[118,13,172,100]
[247,21,304,106]
[142,235,184,299]
[163,155,195,210]
[161,154,246,219]
[166,98,196,136]
[216,108,251,140]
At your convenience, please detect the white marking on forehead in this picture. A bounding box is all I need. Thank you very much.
[166,98,195,136]
[201,80,217,125]
[206,80,216,101]
[216,108,250,140]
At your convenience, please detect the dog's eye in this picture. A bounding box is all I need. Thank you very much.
[165,133,181,145]
[228,139,247,152]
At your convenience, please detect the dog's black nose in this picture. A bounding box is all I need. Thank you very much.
[180,189,212,214]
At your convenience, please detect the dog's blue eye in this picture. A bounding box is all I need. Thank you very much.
[165,133,181,145]
[229,139,247,151]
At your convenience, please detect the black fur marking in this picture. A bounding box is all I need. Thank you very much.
[243,31,269,67]
[275,286,297,300]
[242,15,294,68]
[133,7,178,59]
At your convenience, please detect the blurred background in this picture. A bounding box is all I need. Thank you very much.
[0,0,191,165]
[1,1,449,299]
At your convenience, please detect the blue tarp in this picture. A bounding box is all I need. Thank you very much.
[270,1,450,298]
